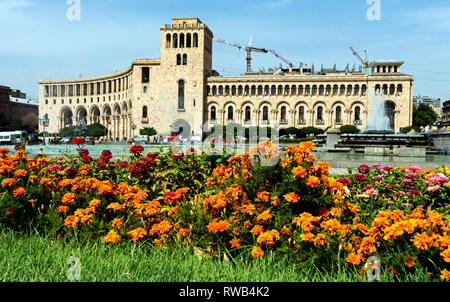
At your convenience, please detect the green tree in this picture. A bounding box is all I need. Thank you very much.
[87,123,107,138]
[139,127,157,136]
[413,104,438,127]
[339,125,359,134]
[60,126,77,137]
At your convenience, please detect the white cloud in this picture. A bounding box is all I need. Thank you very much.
[0,0,33,12]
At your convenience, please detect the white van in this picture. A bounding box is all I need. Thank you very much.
[0,131,26,145]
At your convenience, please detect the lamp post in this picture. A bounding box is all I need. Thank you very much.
[40,116,50,146]
[131,123,137,140]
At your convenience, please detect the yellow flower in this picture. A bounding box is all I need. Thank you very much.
[313,233,327,246]
[441,269,450,281]
[64,215,80,228]
[256,209,272,223]
[13,169,27,177]
[229,238,241,248]
[127,228,147,241]
[61,193,77,204]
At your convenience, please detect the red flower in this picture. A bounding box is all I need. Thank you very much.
[101,150,112,157]
[72,137,85,145]
[130,145,144,155]
[147,152,160,160]
[170,154,183,160]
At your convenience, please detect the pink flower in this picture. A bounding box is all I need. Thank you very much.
[372,164,382,168]
[372,175,383,181]
[353,174,366,182]
[119,161,129,168]
[405,173,418,179]
[408,190,421,195]
[408,165,422,172]
[402,179,412,184]
[385,185,392,189]
[363,188,378,196]
[383,166,394,171]
[49,164,63,172]
[336,178,350,186]
[70,158,79,162]
[427,185,441,192]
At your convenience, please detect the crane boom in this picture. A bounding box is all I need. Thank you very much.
[349,47,364,64]
[214,38,243,50]
[269,49,294,68]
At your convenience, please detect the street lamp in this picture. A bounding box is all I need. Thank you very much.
[131,123,137,140]
[40,115,50,145]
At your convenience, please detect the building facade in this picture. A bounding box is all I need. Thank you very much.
[442,100,450,128]
[413,96,441,119]
[0,85,38,130]
[38,18,414,139]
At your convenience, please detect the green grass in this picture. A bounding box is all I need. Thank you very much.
[0,228,432,282]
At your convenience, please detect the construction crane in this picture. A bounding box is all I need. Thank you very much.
[269,49,294,69]
[214,37,268,73]
[349,47,369,72]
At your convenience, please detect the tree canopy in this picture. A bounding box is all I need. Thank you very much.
[413,104,438,127]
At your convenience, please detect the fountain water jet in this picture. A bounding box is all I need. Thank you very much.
[362,90,394,134]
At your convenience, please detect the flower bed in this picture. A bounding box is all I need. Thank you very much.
[0,142,449,281]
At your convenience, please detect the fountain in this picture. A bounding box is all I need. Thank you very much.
[362,91,394,134]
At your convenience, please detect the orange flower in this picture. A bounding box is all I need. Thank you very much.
[12,187,26,197]
[207,219,230,233]
[346,252,362,265]
[149,220,173,235]
[127,228,147,241]
[251,225,264,235]
[104,230,121,244]
[64,215,80,228]
[281,227,291,237]
[292,166,307,178]
[179,228,189,237]
[80,214,93,225]
[441,269,450,281]
[403,256,416,268]
[107,202,127,212]
[305,175,321,188]
[13,169,27,177]
[313,233,327,246]
[270,195,280,206]
[61,193,77,204]
[111,218,123,229]
[229,238,241,248]
[256,209,272,223]
[1,178,15,187]
[441,248,450,263]
[89,199,101,208]
[283,192,300,204]
[256,230,280,246]
[58,206,68,213]
[28,199,37,204]
[300,232,315,242]
[251,245,264,259]
[6,207,14,216]
[256,191,270,203]
[241,203,256,215]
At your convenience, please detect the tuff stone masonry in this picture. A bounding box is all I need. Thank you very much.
[38,17,414,140]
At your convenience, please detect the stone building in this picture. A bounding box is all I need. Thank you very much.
[38,17,414,140]
[442,100,450,128]
[0,85,38,130]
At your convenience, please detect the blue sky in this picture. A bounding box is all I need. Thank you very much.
[1,0,449,101]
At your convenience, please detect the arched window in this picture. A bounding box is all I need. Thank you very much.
[355,106,361,122]
[142,106,148,118]
[319,85,324,96]
[347,85,352,96]
[317,106,323,122]
[299,106,305,124]
[325,85,331,96]
[251,85,256,96]
[176,54,181,65]
[354,85,360,96]
[218,86,223,96]
[179,33,185,48]
[212,86,217,96]
[298,85,304,96]
[397,84,403,95]
[227,106,233,121]
[278,85,283,96]
[280,106,287,122]
[178,80,185,110]
[238,85,243,96]
[245,106,251,122]
[375,84,381,95]
[166,34,171,48]
[264,85,270,96]
[193,33,198,48]
[305,85,310,96]
[361,84,367,96]
[173,34,178,48]
[311,85,317,96]
[183,54,187,65]
[257,85,263,96]
[271,85,276,96]
[244,85,249,96]
[284,85,290,96]
[333,85,338,96]
[225,86,230,96]
[231,86,236,96]
[186,33,191,48]
[263,106,269,121]
[389,84,395,96]
[340,85,345,96]
[291,85,297,95]
[210,106,216,121]
[382,84,388,96]
[336,106,342,123]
